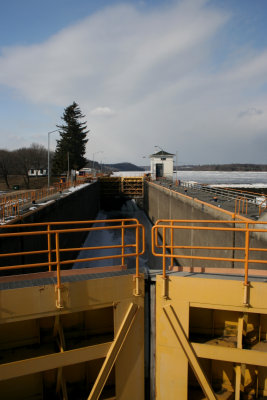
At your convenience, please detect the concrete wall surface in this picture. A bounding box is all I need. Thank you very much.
[0,183,100,271]
[144,181,267,271]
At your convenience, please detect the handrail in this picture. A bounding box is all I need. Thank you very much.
[0,218,145,304]
[235,196,248,215]
[183,181,267,216]
[152,219,267,304]
[0,181,88,223]
[148,181,248,221]
[168,179,267,217]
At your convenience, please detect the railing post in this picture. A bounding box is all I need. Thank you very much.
[55,232,63,309]
[134,223,141,296]
[121,221,125,267]
[243,223,250,306]
[47,224,52,272]
[162,227,168,298]
[170,221,174,270]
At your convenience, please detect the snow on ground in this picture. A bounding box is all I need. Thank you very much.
[37,200,55,206]
[112,171,148,177]
[210,183,267,189]
[256,197,267,207]
[66,183,92,192]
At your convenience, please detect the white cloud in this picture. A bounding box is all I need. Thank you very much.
[0,1,267,163]
[90,107,115,116]
[238,107,264,118]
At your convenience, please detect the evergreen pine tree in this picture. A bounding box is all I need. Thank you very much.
[52,102,89,174]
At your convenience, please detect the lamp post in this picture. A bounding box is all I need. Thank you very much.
[175,151,178,185]
[92,151,103,170]
[47,129,59,188]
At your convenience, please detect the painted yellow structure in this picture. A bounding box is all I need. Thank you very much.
[0,270,145,399]
[1,208,267,399]
[0,218,145,399]
[99,177,144,199]
[156,272,267,400]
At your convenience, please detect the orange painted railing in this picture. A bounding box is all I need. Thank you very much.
[152,219,267,303]
[0,181,87,222]
[235,196,248,215]
[0,219,145,303]
[175,180,267,217]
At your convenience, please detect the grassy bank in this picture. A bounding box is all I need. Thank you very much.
[0,176,59,192]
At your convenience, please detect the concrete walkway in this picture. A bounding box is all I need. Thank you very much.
[155,180,264,220]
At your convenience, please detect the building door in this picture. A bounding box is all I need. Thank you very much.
[156,163,163,178]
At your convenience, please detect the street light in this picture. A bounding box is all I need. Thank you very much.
[47,129,59,188]
[92,151,103,170]
[175,151,178,185]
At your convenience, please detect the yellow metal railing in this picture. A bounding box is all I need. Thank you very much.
[169,180,267,217]
[152,219,267,303]
[0,219,145,305]
[0,181,86,222]
[235,196,248,215]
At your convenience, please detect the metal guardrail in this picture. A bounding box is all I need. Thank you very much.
[152,219,267,304]
[0,181,85,223]
[0,219,145,306]
[178,180,267,216]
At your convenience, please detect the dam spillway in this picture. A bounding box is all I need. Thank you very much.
[1,178,267,399]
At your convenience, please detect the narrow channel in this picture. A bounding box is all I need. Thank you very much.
[73,199,163,271]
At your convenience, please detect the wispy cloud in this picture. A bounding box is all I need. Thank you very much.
[90,107,115,117]
[0,1,267,163]
[238,107,264,118]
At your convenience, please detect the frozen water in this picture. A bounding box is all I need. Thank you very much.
[113,170,267,187]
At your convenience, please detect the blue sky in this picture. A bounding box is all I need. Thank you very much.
[1,0,267,165]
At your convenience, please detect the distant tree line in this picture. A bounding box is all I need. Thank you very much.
[176,164,267,171]
[0,144,48,189]
[0,102,90,189]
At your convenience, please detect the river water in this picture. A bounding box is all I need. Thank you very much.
[112,170,267,187]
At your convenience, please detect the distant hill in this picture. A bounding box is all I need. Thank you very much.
[104,162,145,171]
[176,164,267,171]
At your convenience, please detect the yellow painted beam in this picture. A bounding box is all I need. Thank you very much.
[163,304,217,400]
[88,302,139,400]
[192,342,267,367]
[0,342,111,381]
[234,316,244,400]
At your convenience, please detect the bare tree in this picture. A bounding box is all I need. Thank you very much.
[14,144,48,188]
[0,149,14,188]
[30,143,48,177]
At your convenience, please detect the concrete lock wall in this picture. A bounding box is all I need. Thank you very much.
[0,182,100,270]
[144,181,267,270]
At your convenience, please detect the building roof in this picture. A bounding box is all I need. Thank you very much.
[149,150,174,157]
